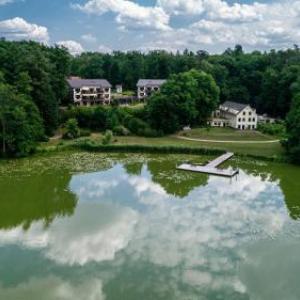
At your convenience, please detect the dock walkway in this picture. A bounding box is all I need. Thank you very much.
[177,152,238,177]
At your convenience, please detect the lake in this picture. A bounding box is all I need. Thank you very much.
[0,151,299,300]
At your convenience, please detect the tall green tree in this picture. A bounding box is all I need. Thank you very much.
[0,81,44,157]
[147,69,219,134]
[285,93,300,164]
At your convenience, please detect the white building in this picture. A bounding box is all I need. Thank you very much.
[209,101,258,130]
[67,77,112,106]
[137,79,166,100]
[257,114,277,124]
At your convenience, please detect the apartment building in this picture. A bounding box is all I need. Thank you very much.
[67,77,112,106]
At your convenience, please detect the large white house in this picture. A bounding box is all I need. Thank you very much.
[209,101,258,130]
[67,77,112,106]
[137,79,166,100]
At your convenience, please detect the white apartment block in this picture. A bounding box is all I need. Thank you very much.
[67,77,112,106]
[137,79,166,100]
[210,101,258,130]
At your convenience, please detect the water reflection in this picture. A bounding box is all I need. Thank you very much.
[0,173,76,230]
[0,202,138,265]
[0,276,104,300]
[0,154,299,300]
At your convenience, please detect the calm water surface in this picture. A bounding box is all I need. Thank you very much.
[0,152,299,300]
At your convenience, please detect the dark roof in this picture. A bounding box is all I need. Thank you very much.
[220,101,250,114]
[67,78,112,89]
[137,79,166,87]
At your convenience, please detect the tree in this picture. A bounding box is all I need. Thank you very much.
[63,118,80,140]
[0,82,44,157]
[147,69,219,134]
[285,94,300,164]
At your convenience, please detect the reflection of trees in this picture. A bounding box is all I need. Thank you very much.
[123,162,143,176]
[146,160,208,198]
[0,172,77,230]
[236,161,300,220]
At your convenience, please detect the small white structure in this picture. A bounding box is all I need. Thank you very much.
[137,79,166,100]
[209,101,258,130]
[116,84,123,94]
[67,77,112,106]
[258,114,277,124]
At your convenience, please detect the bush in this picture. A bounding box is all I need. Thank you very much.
[102,130,113,145]
[257,122,286,137]
[63,118,80,140]
[126,117,148,135]
[113,125,130,136]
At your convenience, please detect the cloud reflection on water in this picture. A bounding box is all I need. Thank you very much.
[0,162,294,298]
[0,276,104,300]
[0,202,138,266]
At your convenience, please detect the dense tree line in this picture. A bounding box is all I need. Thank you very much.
[71,45,300,119]
[0,40,70,156]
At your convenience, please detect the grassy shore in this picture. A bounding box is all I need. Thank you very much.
[41,128,285,160]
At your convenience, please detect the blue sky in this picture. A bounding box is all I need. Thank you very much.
[0,0,299,54]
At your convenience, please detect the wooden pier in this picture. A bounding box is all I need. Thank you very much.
[177,152,239,177]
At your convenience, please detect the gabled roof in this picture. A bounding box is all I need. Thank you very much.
[220,101,251,115]
[67,78,112,89]
[137,79,166,87]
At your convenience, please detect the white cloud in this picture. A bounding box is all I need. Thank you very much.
[0,17,49,43]
[72,0,300,52]
[0,0,14,5]
[157,0,205,15]
[137,0,300,52]
[56,40,84,55]
[81,33,97,43]
[157,0,264,22]
[73,0,170,31]
[98,44,113,53]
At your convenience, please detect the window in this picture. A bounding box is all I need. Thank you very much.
[253,118,255,122]
[238,118,241,122]
[249,118,251,122]
[140,87,144,91]
[238,125,241,129]
[105,88,109,92]
[249,112,252,116]
[242,118,245,122]
[154,87,158,91]
[140,93,144,97]
[243,112,246,115]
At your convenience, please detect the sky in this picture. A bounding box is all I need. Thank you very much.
[0,0,299,55]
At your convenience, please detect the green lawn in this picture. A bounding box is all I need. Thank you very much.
[178,127,277,141]
[42,126,284,159]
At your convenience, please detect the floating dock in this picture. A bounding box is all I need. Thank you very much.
[177,152,239,177]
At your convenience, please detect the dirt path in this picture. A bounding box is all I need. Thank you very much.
[176,136,281,144]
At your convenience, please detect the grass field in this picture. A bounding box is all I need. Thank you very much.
[178,127,278,141]
[43,128,284,158]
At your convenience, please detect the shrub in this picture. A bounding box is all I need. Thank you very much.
[257,122,286,137]
[113,125,130,136]
[102,130,113,145]
[63,118,80,140]
[127,117,148,135]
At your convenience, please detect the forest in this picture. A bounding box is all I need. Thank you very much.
[0,40,300,163]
